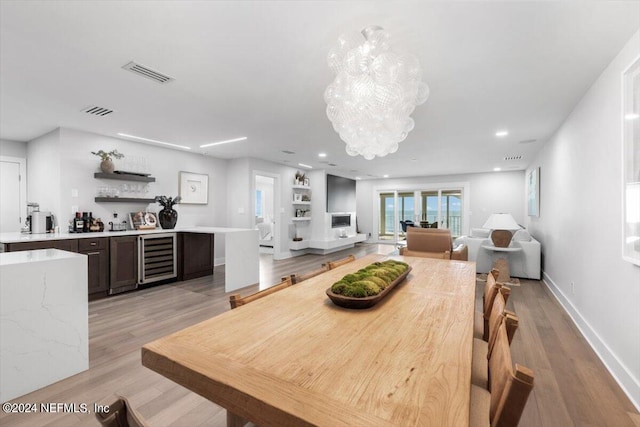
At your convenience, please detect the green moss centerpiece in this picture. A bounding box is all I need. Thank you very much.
[326,260,411,309]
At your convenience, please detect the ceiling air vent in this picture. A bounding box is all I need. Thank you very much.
[82,106,114,116]
[282,150,295,154]
[504,155,523,161]
[519,139,537,144]
[328,163,337,167]
[122,61,174,84]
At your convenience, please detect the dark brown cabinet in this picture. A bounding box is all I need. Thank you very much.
[78,238,109,295]
[178,232,214,281]
[109,236,138,294]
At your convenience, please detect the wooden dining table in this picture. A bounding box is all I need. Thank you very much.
[142,254,477,427]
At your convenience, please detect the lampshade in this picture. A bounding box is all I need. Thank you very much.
[324,26,429,160]
[482,213,520,231]
[483,213,520,248]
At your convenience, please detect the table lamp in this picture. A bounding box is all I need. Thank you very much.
[483,213,520,247]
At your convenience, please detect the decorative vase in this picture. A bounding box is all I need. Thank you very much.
[100,159,115,174]
[158,208,178,229]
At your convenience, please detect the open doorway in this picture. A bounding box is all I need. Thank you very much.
[254,174,277,254]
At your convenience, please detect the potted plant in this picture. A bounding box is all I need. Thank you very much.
[91,149,124,174]
[155,195,181,229]
[295,171,306,185]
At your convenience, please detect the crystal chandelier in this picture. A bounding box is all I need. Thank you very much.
[324,26,429,160]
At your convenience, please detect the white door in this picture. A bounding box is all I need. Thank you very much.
[0,160,22,232]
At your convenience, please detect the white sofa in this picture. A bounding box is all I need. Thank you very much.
[454,228,541,280]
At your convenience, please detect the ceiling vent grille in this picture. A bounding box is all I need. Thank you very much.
[82,106,114,116]
[519,139,537,144]
[504,155,523,161]
[282,150,295,154]
[122,61,174,84]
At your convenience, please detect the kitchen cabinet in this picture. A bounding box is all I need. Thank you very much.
[178,232,215,281]
[109,236,138,294]
[78,237,109,295]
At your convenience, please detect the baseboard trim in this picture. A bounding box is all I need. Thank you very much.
[542,271,640,411]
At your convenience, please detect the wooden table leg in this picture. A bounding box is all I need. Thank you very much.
[226,410,247,427]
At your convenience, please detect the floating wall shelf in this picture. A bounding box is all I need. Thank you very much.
[95,197,156,204]
[94,172,156,183]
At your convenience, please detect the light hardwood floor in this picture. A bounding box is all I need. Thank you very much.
[1,243,638,426]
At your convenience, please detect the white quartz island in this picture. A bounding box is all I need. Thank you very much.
[0,249,88,403]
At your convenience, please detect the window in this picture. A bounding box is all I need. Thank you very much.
[376,184,467,242]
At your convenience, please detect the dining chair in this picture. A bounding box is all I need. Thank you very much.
[472,292,520,390]
[469,321,534,427]
[95,396,148,427]
[399,247,450,259]
[287,264,330,284]
[327,254,356,270]
[404,227,468,260]
[475,269,502,341]
[229,276,293,309]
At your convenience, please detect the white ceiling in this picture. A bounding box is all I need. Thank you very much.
[1,1,638,179]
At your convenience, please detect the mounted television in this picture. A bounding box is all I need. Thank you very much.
[326,174,356,213]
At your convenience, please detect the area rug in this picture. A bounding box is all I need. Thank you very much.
[476,273,520,286]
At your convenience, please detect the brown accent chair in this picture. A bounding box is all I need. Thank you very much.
[286,264,330,284]
[469,321,534,427]
[472,292,520,390]
[327,254,356,270]
[95,396,148,427]
[401,227,468,261]
[229,276,293,309]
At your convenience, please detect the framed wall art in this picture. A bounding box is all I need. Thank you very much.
[179,171,209,205]
[527,167,540,217]
[622,56,640,266]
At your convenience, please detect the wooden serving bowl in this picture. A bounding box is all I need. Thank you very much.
[325,266,412,309]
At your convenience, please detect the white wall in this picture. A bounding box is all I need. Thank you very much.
[356,170,525,240]
[27,129,62,217]
[526,31,640,408]
[0,139,27,158]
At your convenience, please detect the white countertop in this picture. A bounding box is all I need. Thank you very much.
[0,248,86,266]
[0,226,256,244]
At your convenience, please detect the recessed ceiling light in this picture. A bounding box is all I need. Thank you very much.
[117,133,191,150]
[625,113,639,120]
[493,167,502,172]
[199,136,247,148]
[355,176,362,180]
[298,163,313,169]
[383,174,389,178]
[495,130,509,137]
[318,153,327,158]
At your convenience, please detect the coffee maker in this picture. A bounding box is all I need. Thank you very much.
[25,202,55,234]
